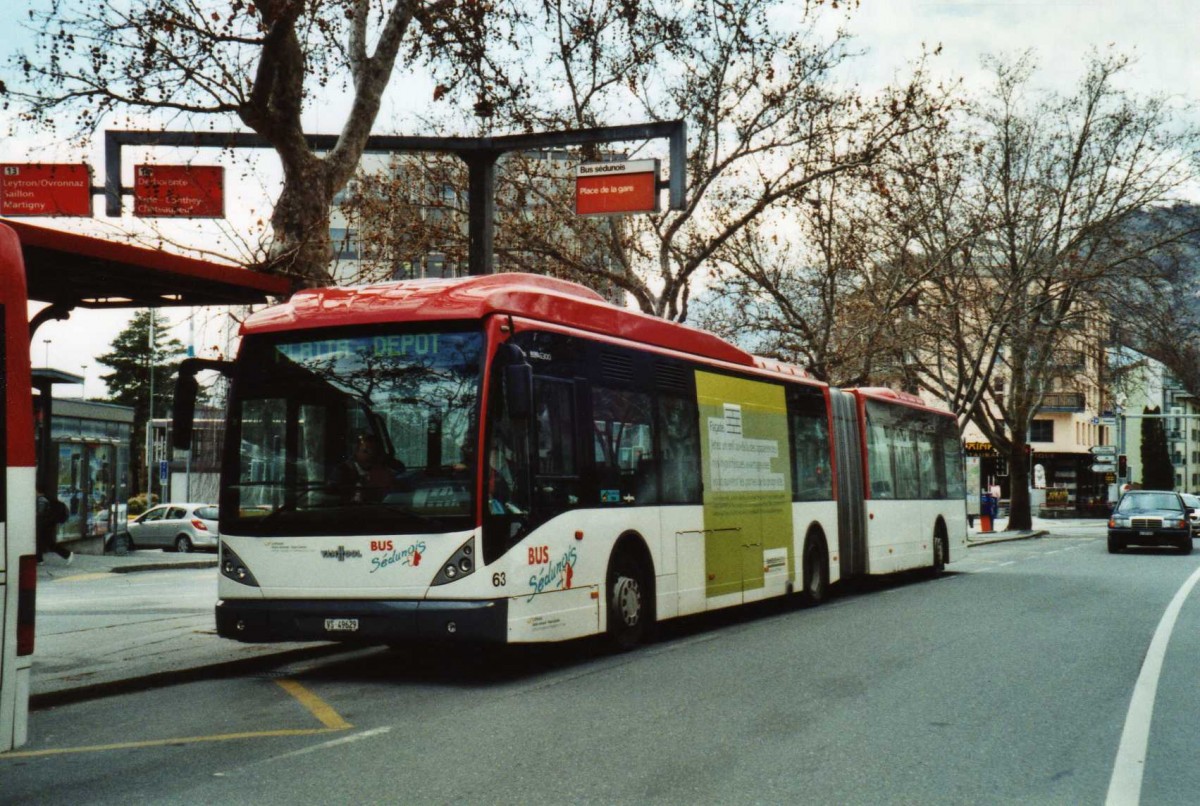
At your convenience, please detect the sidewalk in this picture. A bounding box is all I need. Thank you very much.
[966,514,1107,545]
[33,550,346,709]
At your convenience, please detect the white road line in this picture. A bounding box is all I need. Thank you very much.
[1105,564,1200,806]
[265,726,391,762]
[216,726,393,775]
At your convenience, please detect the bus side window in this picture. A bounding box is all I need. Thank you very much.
[789,409,833,502]
[593,386,656,505]
[658,395,701,504]
[866,419,895,501]
[916,429,939,499]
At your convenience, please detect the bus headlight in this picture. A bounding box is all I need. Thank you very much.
[220,545,260,587]
[432,537,476,586]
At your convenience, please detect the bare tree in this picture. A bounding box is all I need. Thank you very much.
[897,51,1200,529]
[4,0,526,287]
[693,166,947,387]
[334,0,949,318]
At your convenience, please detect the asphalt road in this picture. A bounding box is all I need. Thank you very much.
[5,527,1200,805]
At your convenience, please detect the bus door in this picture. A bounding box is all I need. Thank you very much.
[831,390,867,577]
[529,375,585,522]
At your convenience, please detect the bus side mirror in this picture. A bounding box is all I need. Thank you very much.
[172,357,234,450]
[505,363,533,419]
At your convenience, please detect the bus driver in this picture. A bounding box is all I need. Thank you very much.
[332,434,399,503]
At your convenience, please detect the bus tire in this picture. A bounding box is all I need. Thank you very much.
[607,552,649,651]
[932,522,948,574]
[800,535,829,606]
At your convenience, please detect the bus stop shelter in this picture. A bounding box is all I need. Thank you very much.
[3,218,293,519]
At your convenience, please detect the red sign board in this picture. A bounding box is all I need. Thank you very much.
[575,159,660,217]
[133,164,224,218]
[0,163,92,217]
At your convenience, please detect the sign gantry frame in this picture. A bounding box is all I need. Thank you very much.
[104,122,688,276]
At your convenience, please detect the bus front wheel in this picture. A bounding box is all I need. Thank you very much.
[607,554,648,651]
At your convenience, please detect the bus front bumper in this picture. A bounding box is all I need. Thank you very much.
[215,598,509,644]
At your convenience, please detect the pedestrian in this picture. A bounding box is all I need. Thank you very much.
[36,485,73,564]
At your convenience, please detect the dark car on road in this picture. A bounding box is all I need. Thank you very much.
[1108,490,1193,554]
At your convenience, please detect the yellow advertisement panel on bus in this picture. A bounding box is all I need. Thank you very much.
[696,371,793,600]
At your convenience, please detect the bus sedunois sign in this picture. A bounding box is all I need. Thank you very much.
[575,159,660,217]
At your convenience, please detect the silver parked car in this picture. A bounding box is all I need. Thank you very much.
[126,503,220,553]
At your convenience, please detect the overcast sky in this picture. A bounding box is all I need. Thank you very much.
[6,0,1200,398]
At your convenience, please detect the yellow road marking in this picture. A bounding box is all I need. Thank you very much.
[1,728,342,759]
[1,678,352,760]
[275,678,353,730]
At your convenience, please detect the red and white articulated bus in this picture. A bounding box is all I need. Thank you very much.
[0,224,37,752]
[174,273,967,649]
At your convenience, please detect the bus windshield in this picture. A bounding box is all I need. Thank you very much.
[223,328,484,536]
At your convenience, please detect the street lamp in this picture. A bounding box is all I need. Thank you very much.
[42,339,51,368]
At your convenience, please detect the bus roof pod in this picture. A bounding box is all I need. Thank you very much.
[241,272,759,368]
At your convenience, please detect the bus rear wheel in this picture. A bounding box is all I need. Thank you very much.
[607,555,648,651]
[932,530,947,574]
[800,538,828,606]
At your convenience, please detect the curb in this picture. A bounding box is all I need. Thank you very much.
[967,530,1048,546]
[110,560,219,574]
[30,642,354,711]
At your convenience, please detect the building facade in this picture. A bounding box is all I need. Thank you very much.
[960,319,1116,516]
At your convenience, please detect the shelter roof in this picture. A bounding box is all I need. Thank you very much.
[3,218,292,309]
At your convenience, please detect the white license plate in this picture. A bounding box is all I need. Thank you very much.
[1139,531,1154,536]
[324,618,359,632]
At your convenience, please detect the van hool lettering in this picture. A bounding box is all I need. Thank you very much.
[319,546,364,561]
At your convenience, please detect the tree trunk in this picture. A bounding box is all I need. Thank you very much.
[269,158,335,287]
[1007,437,1032,530]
